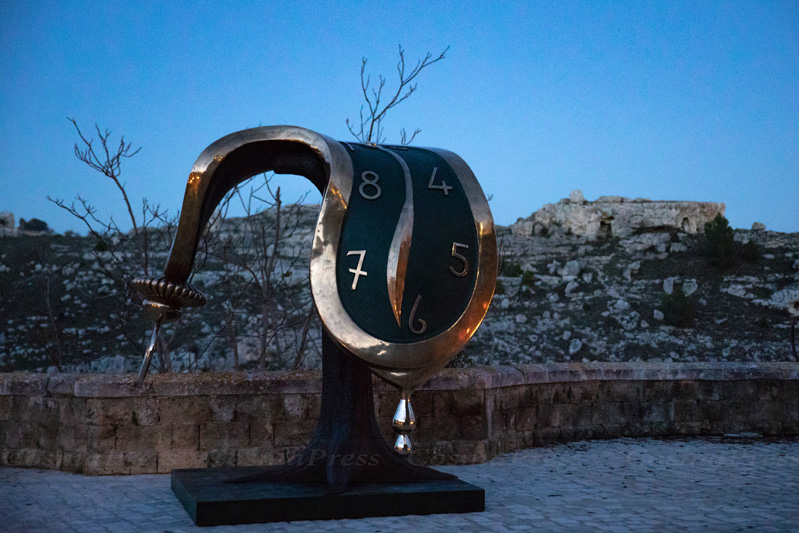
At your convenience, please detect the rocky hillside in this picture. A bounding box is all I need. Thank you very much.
[1,194,797,373]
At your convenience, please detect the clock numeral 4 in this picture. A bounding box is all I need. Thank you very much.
[359,171,382,200]
[449,242,469,277]
[409,295,427,334]
[427,167,452,196]
[346,250,368,290]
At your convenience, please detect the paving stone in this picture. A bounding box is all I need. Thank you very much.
[1,437,798,532]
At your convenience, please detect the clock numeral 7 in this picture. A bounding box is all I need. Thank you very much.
[449,242,469,277]
[346,250,368,290]
[427,167,452,196]
[409,295,427,334]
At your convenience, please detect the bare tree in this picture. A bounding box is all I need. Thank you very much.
[346,45,449,145]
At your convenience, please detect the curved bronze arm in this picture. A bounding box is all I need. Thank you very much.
[131,126,351,383]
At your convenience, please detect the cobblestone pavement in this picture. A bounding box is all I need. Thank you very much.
[3,437,798,532]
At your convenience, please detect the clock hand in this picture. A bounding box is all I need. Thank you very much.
[381,147,414,328]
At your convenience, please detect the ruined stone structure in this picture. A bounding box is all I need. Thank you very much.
[0,212,15,236]
[510,191,725,239]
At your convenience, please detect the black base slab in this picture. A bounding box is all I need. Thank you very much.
[171,467,485,526]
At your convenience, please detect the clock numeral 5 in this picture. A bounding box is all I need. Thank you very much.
[346,250,368,290]
[427,167,452,196]
[409,295,427,334]
[359,171,382,200]
[449,242,469,277]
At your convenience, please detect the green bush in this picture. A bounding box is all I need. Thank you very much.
[521,270,535,287]
[662,285,696,328]
[704,214,736,268]
[494,279,506,295]
[741,240,760,262]
[503,263,523,277]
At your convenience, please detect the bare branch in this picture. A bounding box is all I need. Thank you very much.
[346,45,448,144]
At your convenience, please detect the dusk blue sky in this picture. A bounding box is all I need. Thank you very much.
[2,1,797,233]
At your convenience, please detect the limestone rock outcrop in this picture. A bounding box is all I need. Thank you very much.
[511,190,725,239]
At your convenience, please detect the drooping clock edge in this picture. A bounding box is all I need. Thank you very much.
[310,146,498,394]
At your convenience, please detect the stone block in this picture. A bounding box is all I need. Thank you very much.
[0,372,48,396]
[74,374,139,398]
[235,395,281,422]
[305,392,322,420]
[672,400,699,423]
[61,451,86,473]
[0,396,11,421]
[449,389,484,417]
[449,440,488,465]
[58,424,87,452]
[59,398,87,426]
[273,417,315,446]
[622,402,643,424]
[671,380,699,399]
[429,412,461,441]
[604,381,642,403]
[533,383,556,405]
[459,413,488,440]
[35,419,59,449]
[46,374,76,396]
[157,397,213,426]
[207,449,237,468]
[536,404,559,428]
[6,448,62,469]
[642,402,669,424]
[673,421,703,435]
[157,449,209,473]
[199,421,249,451]
[411,390,434,418]
[515,406,537,431]
[86,398,133,426]
[115,424,171,452]
[131,398,159,426]
[496,386,525,411]
[249,419,274,447]
[595,402,626,427]
[573,381,600,404]
[124,450,158,474]
[171,424,199,450]
[84,451,125,475]
[87,425,117,452]
[281,394,305,418]
[236,446,288,467]
[642,381,674,402]
[533,427,560,446]
[551,383,573,404]
[697,381,720,401]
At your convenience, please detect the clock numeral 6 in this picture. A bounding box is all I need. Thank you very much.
[359,171,382,200]
[427,167,452,196]
[449,242,469,277]
[409,295,427,334]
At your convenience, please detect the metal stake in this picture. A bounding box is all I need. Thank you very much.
[137,317,162,385]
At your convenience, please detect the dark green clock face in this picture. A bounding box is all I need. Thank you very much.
[335,143,479,343]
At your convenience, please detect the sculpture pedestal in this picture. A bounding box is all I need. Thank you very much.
[171,467,485,526]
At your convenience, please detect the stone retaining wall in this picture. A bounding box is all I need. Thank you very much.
[1,363,797,475]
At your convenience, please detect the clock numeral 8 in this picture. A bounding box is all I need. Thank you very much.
[359,171,382,200]
[449,242,469,277]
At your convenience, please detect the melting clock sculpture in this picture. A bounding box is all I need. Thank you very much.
[131,126,496,498]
